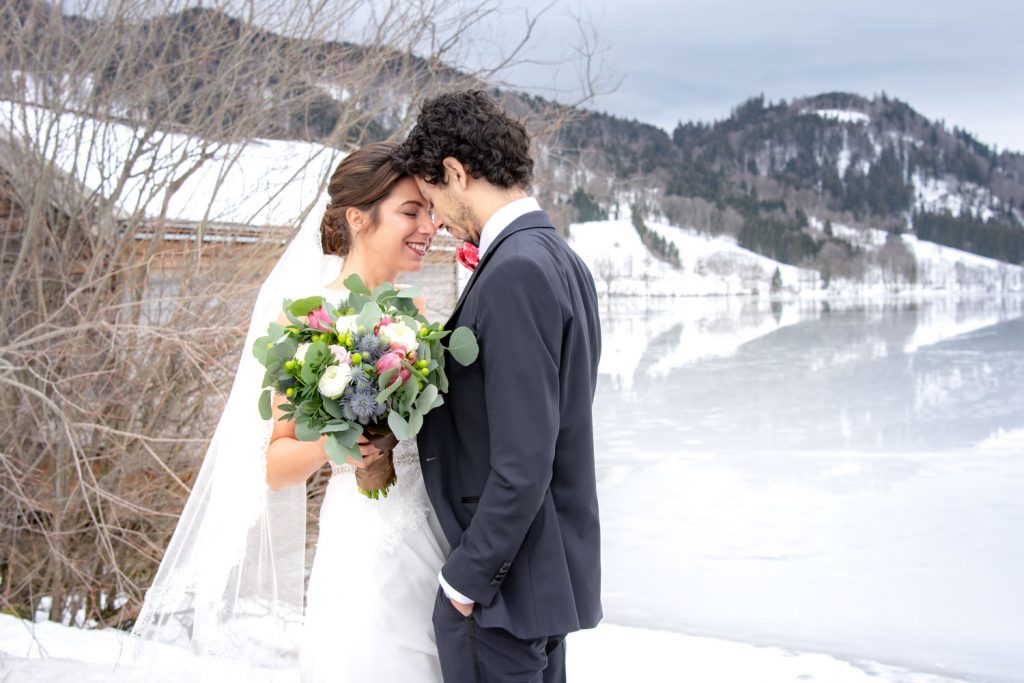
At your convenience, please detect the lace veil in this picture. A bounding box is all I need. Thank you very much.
[129,207,343,680]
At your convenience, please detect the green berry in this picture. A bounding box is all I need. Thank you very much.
[285,387,295,397]
[352,353,363,364]
[265,342,274,349]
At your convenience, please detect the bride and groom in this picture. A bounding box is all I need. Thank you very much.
[132,90,602,682]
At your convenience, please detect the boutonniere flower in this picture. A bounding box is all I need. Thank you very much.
[456,242,479,271]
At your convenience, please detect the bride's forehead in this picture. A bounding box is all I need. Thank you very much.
[388,177,426,203]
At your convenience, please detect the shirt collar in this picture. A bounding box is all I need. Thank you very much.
[477,196,542,257]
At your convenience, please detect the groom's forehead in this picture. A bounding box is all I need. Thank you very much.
[414,177,437,195]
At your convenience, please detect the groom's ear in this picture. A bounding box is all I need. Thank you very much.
[442,157,469,192]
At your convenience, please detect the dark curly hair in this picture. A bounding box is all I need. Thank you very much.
[320,141,404,257]
[396,90,533,190]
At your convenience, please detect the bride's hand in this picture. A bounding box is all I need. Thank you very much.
[345,437,385,469]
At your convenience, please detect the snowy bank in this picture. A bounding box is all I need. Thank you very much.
[0,614,975,683]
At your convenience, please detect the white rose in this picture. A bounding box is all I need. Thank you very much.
[335,314,358,336]
[318,364,352,398]
[378,320,418,351]
[294,343,311,363]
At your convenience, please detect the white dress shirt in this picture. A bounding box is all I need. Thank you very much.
[438,195,542,606]
[476,196,542,258]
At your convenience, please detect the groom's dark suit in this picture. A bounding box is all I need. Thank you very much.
[418,209,602,681]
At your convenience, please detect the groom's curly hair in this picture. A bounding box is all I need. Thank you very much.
[397,90,533,189]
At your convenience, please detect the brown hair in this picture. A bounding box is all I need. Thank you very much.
[320,141,405,257]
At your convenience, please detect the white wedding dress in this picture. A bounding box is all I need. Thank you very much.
[299,440,448,683]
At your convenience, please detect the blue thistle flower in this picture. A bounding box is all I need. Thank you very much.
[354,333,386,364]
[344,379,386,423]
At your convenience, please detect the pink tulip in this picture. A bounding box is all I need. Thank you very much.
[308,306,331,332]
[375,351,411,386]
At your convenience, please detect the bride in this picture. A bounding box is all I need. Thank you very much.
[130,142,447,682]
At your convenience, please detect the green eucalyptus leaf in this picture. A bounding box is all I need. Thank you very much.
[271,338,298,363]
[288,296,325,317]
[300,360,319,385]
[253,335,272,364]
[376,367,397,390]
[408,411,424,436]
[325,435,361,464]
[394,286,421,299]
[376,375,403,403]
[320,422,351,433]
[388,411,411,441]
[343,273,372,295]
[447,326,479,366]
[414,384,438,413]
[400,376,420,413]
[258,389,272,420]
[295,420,321,442]
[372,282,397,300]
[356,301,382,331]
[322,398,345,420]
[347,292,371,312]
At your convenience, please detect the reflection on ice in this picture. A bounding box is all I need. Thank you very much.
[594,296,1024,682]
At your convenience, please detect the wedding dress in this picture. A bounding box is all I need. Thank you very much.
[300,440,447,682]
[131,205,446,682]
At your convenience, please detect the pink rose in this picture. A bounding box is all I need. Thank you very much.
[328,345,351,365]
[375,351,411,386]
[308,306,331,332]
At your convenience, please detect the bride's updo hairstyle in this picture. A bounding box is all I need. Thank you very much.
[320,141,404,257]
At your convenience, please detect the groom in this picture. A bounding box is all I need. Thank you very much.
[398,90,602,682]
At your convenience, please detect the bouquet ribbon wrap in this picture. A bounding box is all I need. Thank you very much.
[357,431,400,498]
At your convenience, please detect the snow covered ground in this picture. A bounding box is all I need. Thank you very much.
[0,613,976,683]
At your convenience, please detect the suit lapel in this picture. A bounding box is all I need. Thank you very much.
[446,210,554,325]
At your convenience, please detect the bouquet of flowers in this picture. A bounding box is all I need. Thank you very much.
[252,274,479,498]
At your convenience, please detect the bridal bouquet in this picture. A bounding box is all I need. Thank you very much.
[252,274,479,498]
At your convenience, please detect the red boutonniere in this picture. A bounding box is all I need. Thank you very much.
[456,242,480,271]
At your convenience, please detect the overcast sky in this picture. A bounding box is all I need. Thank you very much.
[494,0,1024,152]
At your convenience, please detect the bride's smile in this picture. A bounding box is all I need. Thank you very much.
[331,175,438,290]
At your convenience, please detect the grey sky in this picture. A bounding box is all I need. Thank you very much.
[496,0,1024,152]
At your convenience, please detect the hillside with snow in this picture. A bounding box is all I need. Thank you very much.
[569,214,1024,298]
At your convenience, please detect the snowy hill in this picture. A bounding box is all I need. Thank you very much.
[570,217,1024,298]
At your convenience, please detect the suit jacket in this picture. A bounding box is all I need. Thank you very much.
[417,210,603,640]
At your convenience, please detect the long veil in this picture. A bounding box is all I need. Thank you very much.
[128,211,343,680]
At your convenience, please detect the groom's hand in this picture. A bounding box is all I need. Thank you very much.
[449,598,474,617]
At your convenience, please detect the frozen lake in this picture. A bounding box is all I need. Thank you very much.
[593,295,1024,683]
